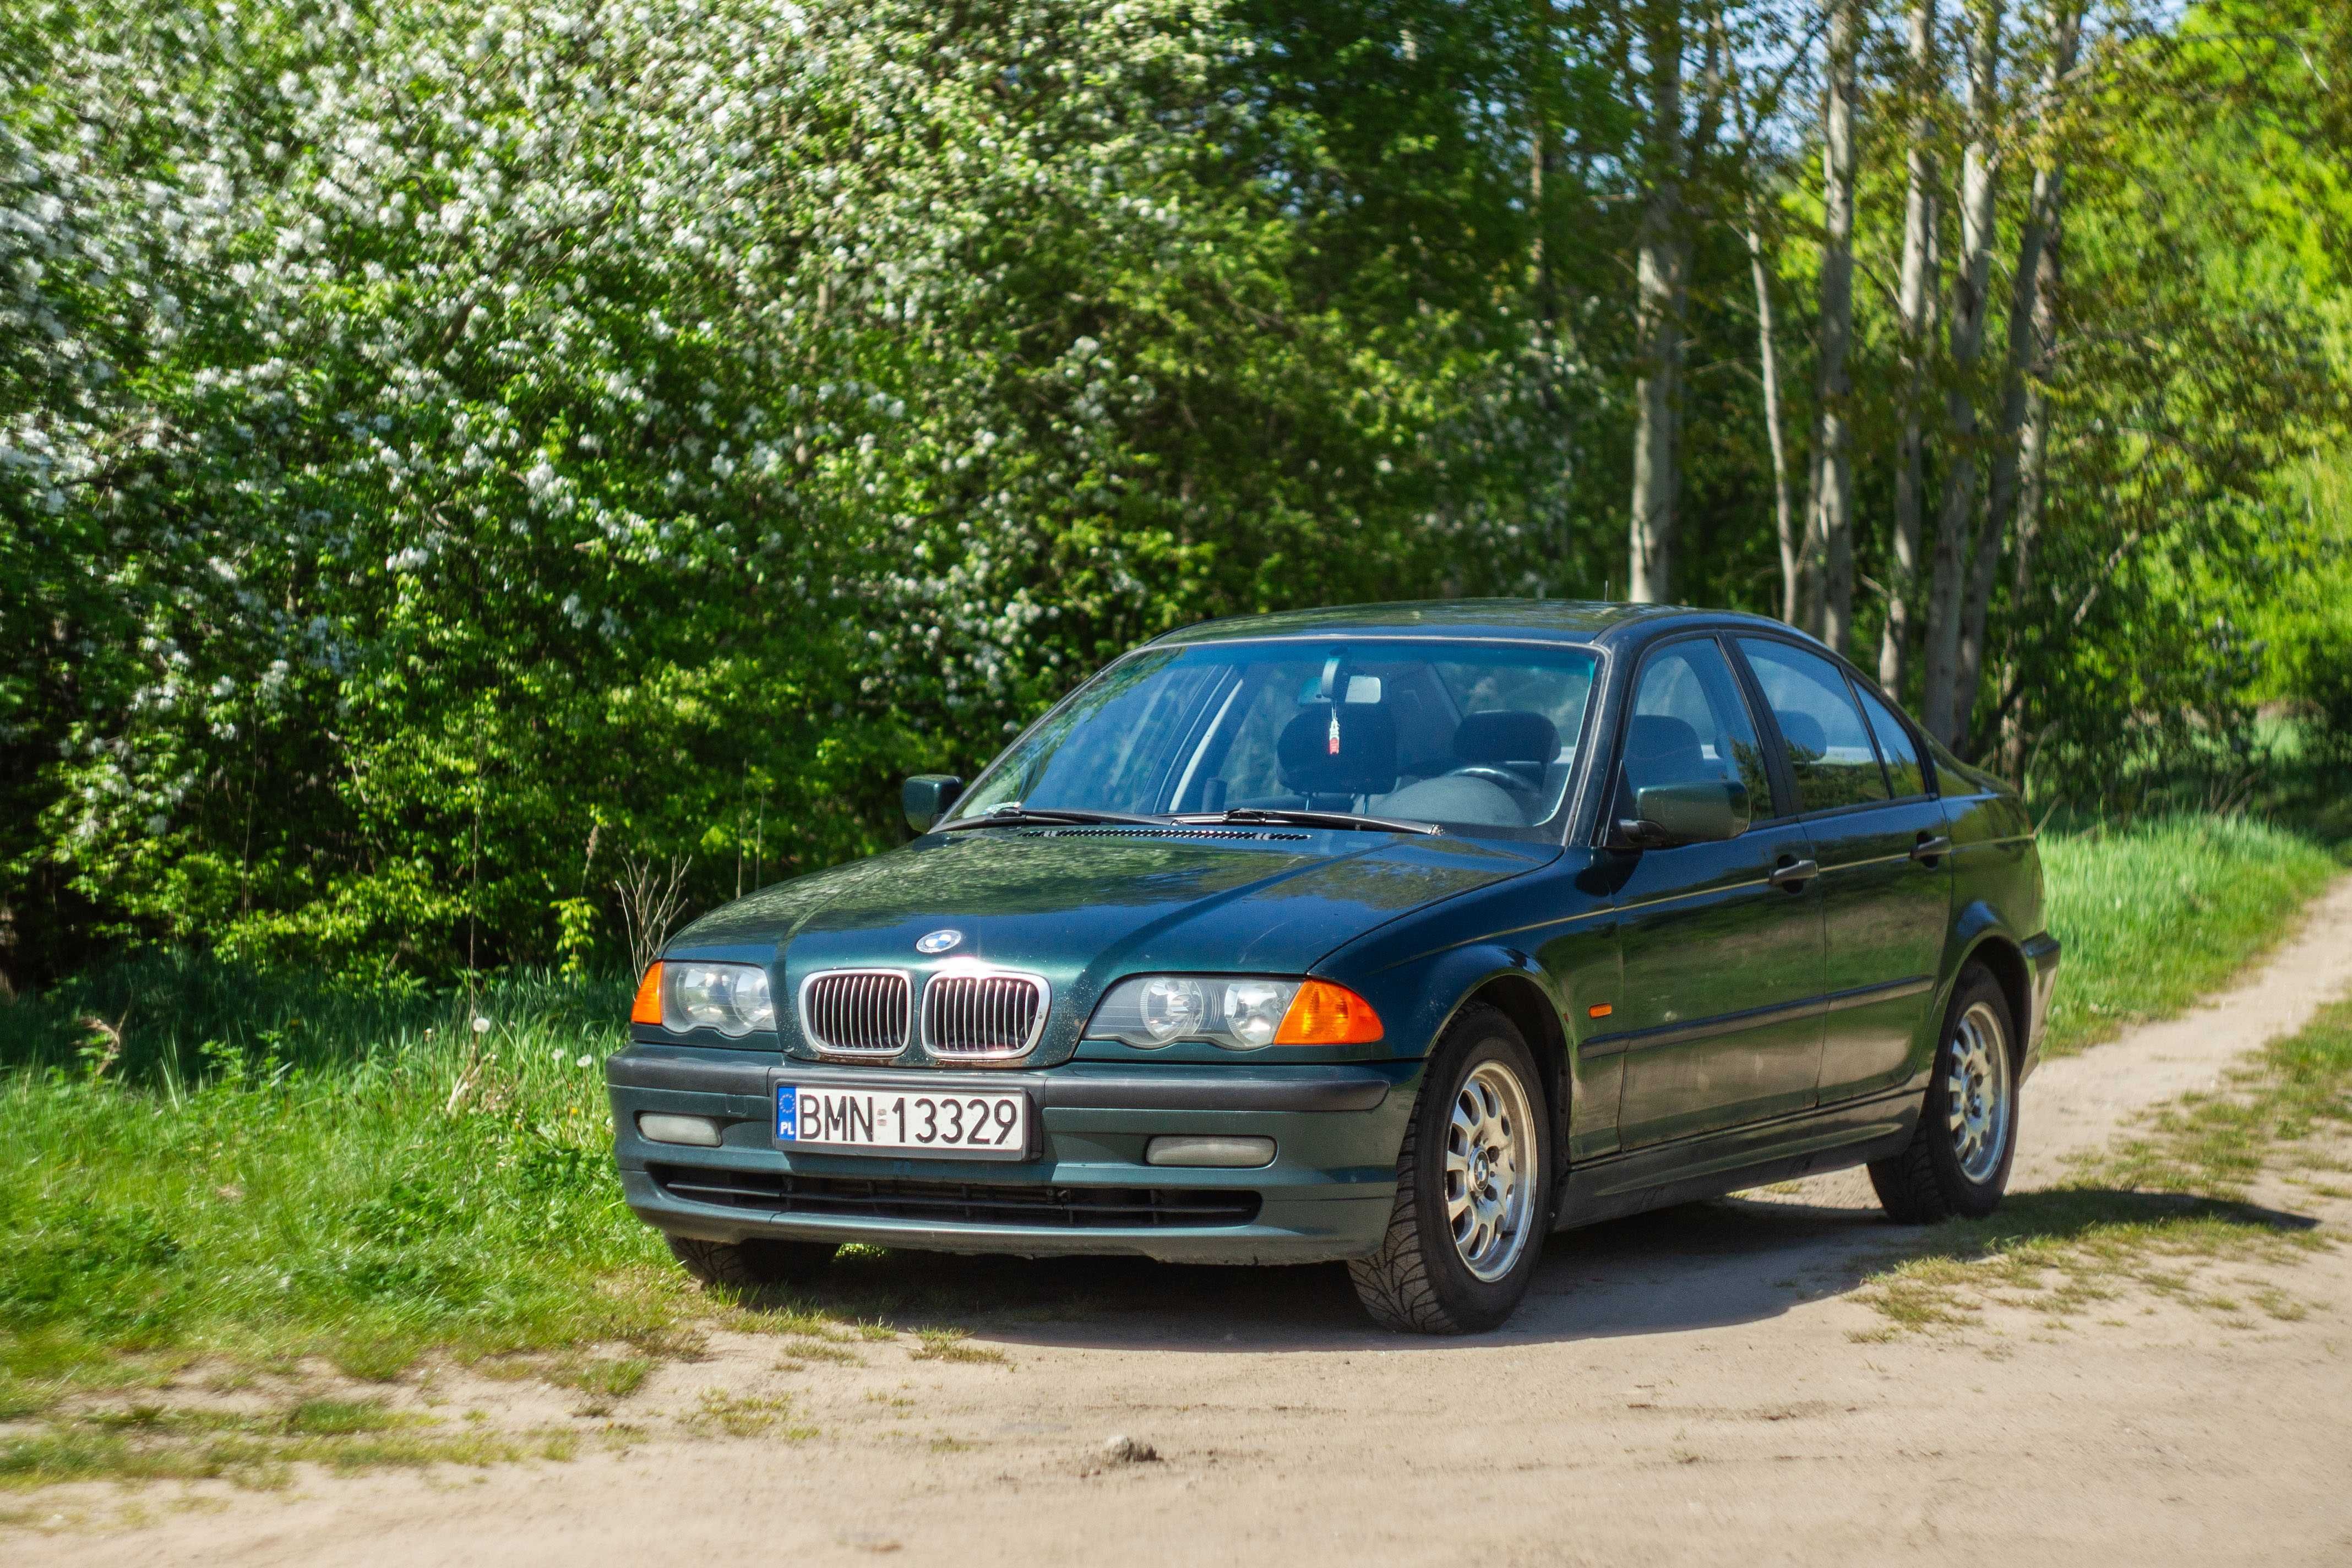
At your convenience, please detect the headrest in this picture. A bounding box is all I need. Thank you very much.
[1775,710,1827,760]
[1621,714,1705,789]
[1453,710,1559,769]
[1278,701,1397,798]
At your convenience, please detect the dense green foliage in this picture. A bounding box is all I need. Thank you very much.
[2,1,2346,983]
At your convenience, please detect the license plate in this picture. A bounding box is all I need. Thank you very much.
[775,1083,1030,1160]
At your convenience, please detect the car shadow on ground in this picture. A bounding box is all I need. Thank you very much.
[742,1186,2319,1353]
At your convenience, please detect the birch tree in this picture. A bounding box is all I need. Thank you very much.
[1802,0,1864,649]
[1920,0,2005,744]
[1957,0,2087,738]
[1627,0,1696,602]
[1879,0,1942,691]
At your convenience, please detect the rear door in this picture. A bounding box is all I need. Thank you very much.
[1734,638,1952,1104]
[1609,635,1830,1147]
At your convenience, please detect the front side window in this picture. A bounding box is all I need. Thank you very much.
[1736,638,1891,813]
[1618,639,1773,819]
[948,639,1602,840]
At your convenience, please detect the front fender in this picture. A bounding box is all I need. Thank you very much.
[1340,937,1622,1169]
[1346,941,1570,1064]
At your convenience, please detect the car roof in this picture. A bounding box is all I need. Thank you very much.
[1149,597,1805,650]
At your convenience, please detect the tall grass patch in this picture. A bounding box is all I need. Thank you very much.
[2040,814,2340,1055]
[0,969,695,1424]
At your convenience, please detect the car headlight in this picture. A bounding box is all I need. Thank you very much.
[1086,976,1381,1049]
[662,961,776,1037]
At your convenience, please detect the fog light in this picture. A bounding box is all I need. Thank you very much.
[1144,1135,1275,1169]
[638,1112,724,1147]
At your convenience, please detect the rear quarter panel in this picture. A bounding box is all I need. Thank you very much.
[1939,775,2048,1065]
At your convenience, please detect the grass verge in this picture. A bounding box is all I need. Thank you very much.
[2038,814,2341,1056]
[2,1400,579,1491]
[0,970,727,1438]
[1856,998,2352,1337]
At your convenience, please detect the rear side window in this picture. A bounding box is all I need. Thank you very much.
[1621,639,1775,820]
[1736,639,1891,813]
[1855,685,1929,798]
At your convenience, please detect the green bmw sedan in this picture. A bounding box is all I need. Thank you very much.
[606,601,2060,1333]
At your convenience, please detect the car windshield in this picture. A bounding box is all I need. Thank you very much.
[948,639,1602,840]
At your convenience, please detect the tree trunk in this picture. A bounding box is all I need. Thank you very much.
[1920,0,2005,746]
[1957,0,2084,752]
[1745,210,1801,626]
[1812,0,1862,654]
[1627,2,1688,604]
[1880,0,1940,694]
[1998,210,2062,777]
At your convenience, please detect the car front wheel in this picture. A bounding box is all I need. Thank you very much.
[1349,1005,1553,1334]
[1869,965,2019,1223]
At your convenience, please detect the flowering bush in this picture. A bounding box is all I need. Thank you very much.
[1,0,1570,979]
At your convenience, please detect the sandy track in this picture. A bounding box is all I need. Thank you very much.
[23,879,2352,1567]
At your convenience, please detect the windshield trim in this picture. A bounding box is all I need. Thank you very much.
[946,635,1614,845]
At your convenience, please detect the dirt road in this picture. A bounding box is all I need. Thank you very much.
[26,879,2352,1566]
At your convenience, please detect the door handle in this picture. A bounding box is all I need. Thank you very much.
[1910,834,1952,863]
[1768,857,1818,890]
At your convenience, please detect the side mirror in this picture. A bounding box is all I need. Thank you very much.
[1620,780,1750,847]
[902,775,964,835]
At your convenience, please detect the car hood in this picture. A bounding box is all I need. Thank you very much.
[671,825,1556,1065]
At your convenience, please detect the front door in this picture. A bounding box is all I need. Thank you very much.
[1735,638,1953,1104]
[1608,636,1830,1148]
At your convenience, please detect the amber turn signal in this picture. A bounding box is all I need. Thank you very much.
[630,962,665,1026]
[1587,1002,1614,1019]
[1273,979,1383,1045]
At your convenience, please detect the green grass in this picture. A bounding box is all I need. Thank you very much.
[2039,814,2342,1055]
[1,1397,580,1490]
[1856,999,2352,1336]
[0,967,709,1427]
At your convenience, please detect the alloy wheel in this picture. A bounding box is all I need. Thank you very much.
[1946,999,2012,1184]
[1444,1060,1537,1282]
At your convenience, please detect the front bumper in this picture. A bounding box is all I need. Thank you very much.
[606,1045,1418,1264]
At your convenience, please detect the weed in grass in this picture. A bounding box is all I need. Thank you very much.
[684,1391,814,1441]
[908,1331,1008,1366]
[570,1357,654,1401]
[282,1398,396,1437]
[776,1340,863,1366]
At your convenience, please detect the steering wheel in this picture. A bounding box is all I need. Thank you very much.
[1444,764,1532,792]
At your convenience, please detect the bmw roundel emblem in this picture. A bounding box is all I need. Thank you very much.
[915,929,964,955]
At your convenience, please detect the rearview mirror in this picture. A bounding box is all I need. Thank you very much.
[902,775,965,835]
[1623,780,1750,847]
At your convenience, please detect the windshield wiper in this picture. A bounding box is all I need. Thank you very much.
[1189,807,1443,837]
[939,805,1170,832]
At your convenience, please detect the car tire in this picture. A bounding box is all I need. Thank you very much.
[1348,1005,1553,1335]
[1869,965,2020,1224]
[665,1233,838,1289]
